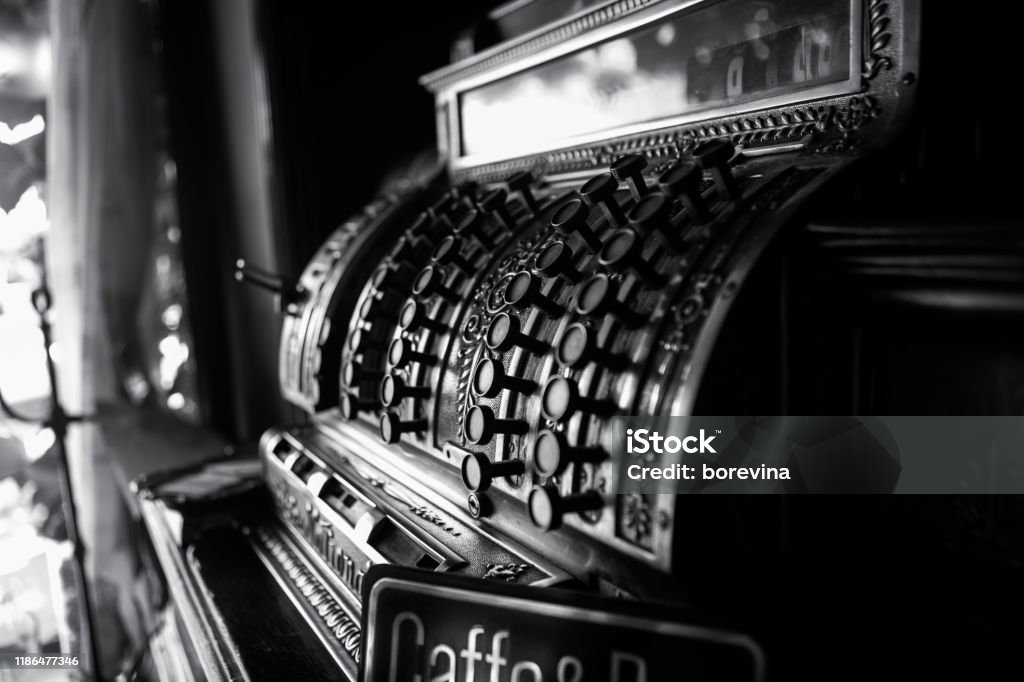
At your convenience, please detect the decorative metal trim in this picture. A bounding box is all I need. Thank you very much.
[420,0,659,92]
[253,526,362,663]
[618,493,654,549]
[449,0,902,182]
[453,102,835,184]
[350,462,464,537]
[483,562,531,582]
[863,0,894,82]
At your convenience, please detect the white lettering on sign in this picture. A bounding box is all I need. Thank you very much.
[385,615,654,681]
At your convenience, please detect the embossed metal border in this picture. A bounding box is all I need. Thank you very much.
[421,0,663,92]
[248,524,362,680]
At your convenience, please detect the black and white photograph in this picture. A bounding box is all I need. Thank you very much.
[0,0,1022,680]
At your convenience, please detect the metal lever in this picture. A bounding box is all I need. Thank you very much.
[234,258,306,315]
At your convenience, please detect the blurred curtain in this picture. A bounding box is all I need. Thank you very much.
[48,0,160,674]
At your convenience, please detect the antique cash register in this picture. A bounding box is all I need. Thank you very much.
[138,0,1024,679]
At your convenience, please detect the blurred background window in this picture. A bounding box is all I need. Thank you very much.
[0,0,81,669]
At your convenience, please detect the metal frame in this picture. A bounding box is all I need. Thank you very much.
[424,0,864,172]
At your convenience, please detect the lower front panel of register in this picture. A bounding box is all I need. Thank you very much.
[245,423,1024,681]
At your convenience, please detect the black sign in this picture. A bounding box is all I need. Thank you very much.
[360,566,764,681]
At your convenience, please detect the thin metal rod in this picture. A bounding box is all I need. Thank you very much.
[234,258,285,293]
[31,246,102,681]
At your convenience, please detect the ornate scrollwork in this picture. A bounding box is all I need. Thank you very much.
[838,96,881,132]
[460,98,852,182]
[484,562,530,582]
[619,493,654,548]
[825,95,883,151]
[683,105,832,152]
[254,527,362,663]
[863,0,894,82]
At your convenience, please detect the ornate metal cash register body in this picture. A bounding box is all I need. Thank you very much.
[180,0,1014,678]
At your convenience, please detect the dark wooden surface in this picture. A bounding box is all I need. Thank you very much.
[135,461,343,682]
[186,524,341,681]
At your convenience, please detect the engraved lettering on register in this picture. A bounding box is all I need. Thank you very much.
[349,462,463,537]
[270,480,371,594]
[483,562,529,582]
[387,615,648,681]
[410,504,462,536]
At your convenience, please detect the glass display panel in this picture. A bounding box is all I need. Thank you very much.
[460,0,853,158]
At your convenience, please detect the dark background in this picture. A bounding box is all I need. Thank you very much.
[155,2,493,439]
